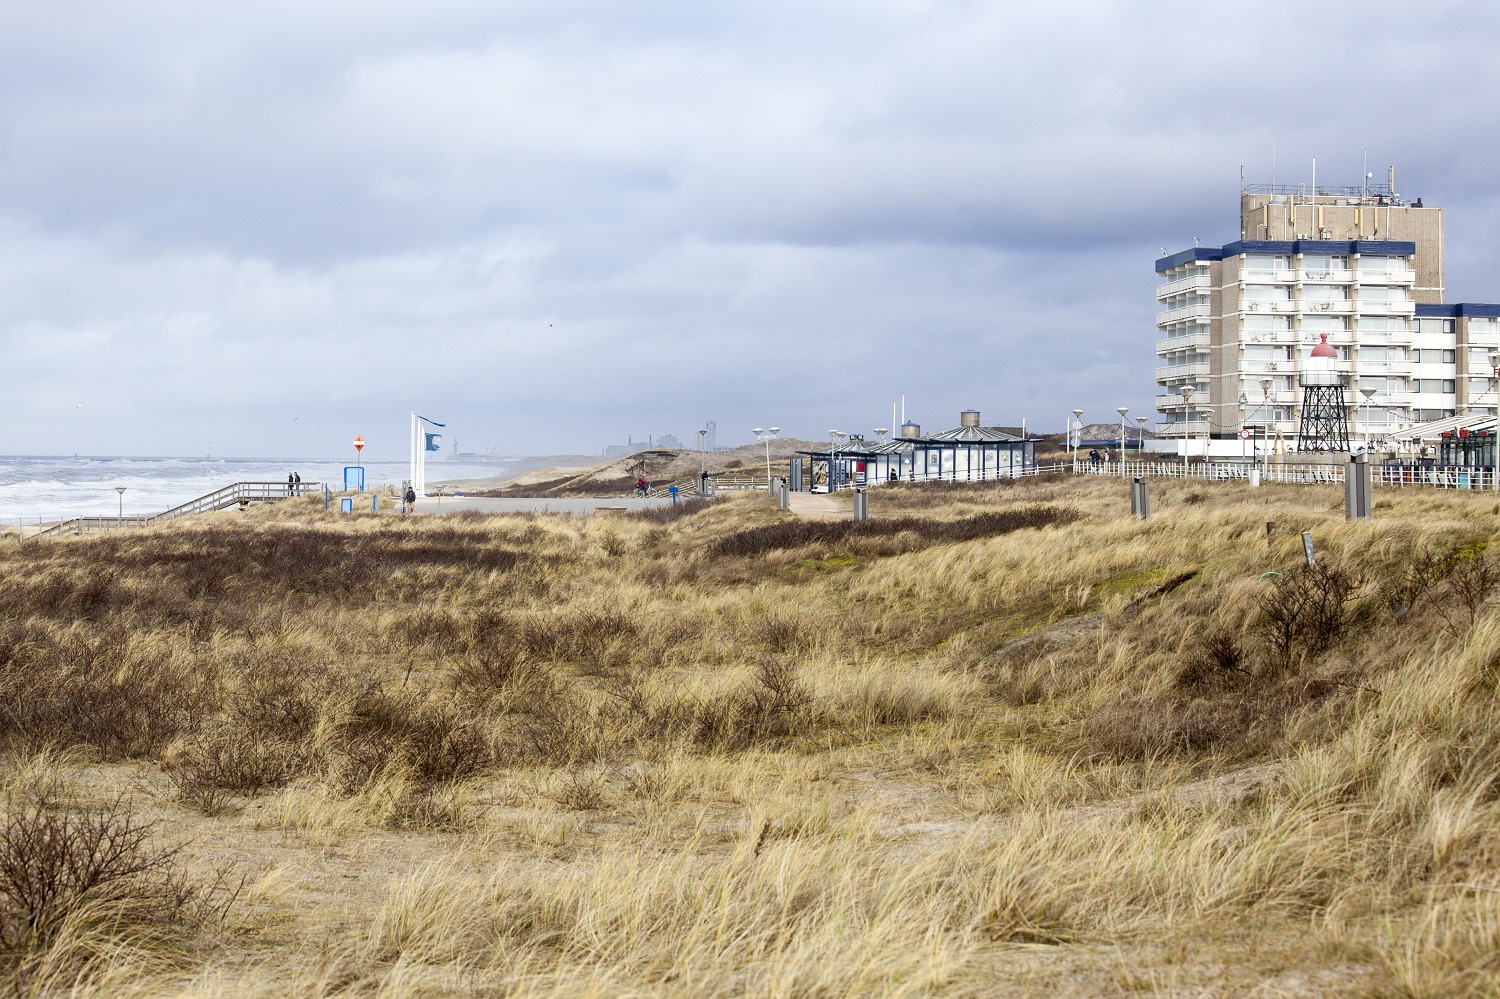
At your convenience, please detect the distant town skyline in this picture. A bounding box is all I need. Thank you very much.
[3,2,1499,456]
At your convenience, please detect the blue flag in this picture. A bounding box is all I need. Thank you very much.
[425,433,442,452]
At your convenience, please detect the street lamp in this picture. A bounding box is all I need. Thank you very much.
[115,486,126,529]
[1179,385,1194,473]
[1260,378,1274,474]
[1135,415,1148,457]
[1116,406,1129,476]
[1360,387,1377,451]
[1071,408,1083,472]
[751,427,780,485]
[698,428,708,477]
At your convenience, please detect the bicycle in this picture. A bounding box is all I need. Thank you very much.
[631,485,659,498]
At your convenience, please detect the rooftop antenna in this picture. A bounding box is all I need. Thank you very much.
[1363,147,1368,195]
[1272,136,1277,187]
[1312,156,1316,198]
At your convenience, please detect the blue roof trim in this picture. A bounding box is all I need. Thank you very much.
[1415,303,1500,318]
[1156,240,1417,273]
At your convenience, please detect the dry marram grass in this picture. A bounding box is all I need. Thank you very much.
[1,477,1499,994]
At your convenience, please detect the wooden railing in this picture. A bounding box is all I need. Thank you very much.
[35,482,323,538]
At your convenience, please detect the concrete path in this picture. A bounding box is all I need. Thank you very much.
[414,496,673,516]
[785,492,848,521]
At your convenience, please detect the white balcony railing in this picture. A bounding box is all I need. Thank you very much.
[1154,420,1211,438]
[1241,300,1297,314]
[1156,303,1212,326]
[1299,269,1358,284]
[1295,299,1357,313]
[1354,300,1416,315]
[1356,270,1415,285]
[1356,359,1415,375]
[1155,362,1210,380]
[1156,331,1212,354]
[1241,268,1298,283]
[1156,273,1211,300]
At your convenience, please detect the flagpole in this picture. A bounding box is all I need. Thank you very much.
[409,411,416,495]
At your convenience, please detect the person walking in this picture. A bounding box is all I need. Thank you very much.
[287,472,295,496]
[404,485,417,514]
[293,471,302,496]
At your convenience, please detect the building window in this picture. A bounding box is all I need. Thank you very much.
[1302,255,1348,273]
[1245,255,1290,271]
[1302,315,1348,331]
[1418,318,1456,336]
[1245,285,1292,301]
[1243,316,1291,331]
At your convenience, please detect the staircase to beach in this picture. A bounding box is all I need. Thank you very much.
[33,481,323,538]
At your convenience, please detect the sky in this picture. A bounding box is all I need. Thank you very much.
[3,1,1499,459]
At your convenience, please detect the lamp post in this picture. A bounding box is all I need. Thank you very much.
[751,427,780,486]
[1360,388,1376,451]
[1135,415,1148,457]
[115,486,126,529]
[1116,406,1129,476]
[698,428,707,477]
[1071,408,1083,472]
[1179,385,1194,474]
[828,430,846,491]
[1260,378,1273,475]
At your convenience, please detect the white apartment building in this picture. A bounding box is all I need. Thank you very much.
[1154,182,1500,448]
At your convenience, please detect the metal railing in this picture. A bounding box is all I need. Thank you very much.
[34,482,323,538]
[1053,458,1500,492]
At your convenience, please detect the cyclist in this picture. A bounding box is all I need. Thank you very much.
[634,475,649,497]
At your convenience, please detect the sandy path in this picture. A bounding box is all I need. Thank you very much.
[786,492,847,520]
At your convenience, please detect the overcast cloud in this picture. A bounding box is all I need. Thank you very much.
[3,0,1499,458]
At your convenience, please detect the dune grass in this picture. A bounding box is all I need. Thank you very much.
[1,476,1499,994]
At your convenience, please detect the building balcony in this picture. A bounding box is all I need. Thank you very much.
[1299,269,1358,284]
[1241,389,1300,406]
[1156,273,1211,300]
[1155,361,1210,381]
[1359,392,1414,407]
[1157,303,1211,326]
[1239,359,1304,375]
[1352,300,1416,315]
[1241,268,1298,283]
[1355,359,1414,375]
[1356,269,1415,285]
[1295,299,1357,314]
[1156,331,1211,354]
[1155,420,1210,438]
[1240,300,1297,314]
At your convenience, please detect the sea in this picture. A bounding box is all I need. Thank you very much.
[0,456,519,524]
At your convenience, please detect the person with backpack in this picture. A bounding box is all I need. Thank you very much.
[404,485,417,513]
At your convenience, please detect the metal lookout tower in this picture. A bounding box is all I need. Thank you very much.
[1296,333,1351,452]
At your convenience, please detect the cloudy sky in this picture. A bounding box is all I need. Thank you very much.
[3,1,1498,458]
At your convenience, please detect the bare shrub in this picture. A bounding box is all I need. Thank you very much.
[1435,543,1500,638]
[1255,563,1357,672]
[329,693,492,791]
[551,768,606,811]
[1384,544,1458,620]
[0,794,190,958]
[163,732,307,810]
[1175,632,1250,690]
